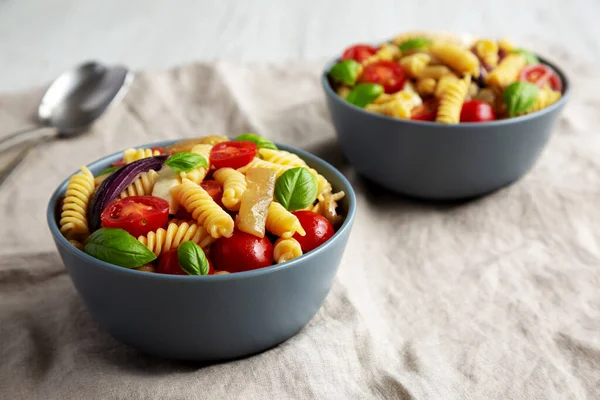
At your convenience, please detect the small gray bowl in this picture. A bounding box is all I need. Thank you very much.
[47,141,356,361]
[323,56,570,199]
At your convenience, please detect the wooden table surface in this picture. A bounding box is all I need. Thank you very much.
[0,0,598,92]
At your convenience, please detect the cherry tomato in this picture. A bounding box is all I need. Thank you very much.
[210,141,257,170]
[460,100,497,123]
[101,196,169,238]
[359,61,407,94]
[210,230,273,273]
[150,146,165,154]
[292,211,335,253]
[200,180,224,206]
[341,44,378,63]
[157,248,215,275]
[411,99,438,121]
[519,64,563,92]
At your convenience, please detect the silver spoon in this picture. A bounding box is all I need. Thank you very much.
[0,61,134,182]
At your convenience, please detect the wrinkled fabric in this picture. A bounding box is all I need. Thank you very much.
[0,43,599,400]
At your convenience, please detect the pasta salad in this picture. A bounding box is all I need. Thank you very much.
[58,134,345,275]
[327,32,564,123]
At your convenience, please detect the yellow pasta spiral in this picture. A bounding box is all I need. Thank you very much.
[119,170,159,199]
[238,158,293,177]
[399,53,431,78]
[473,39,499,68]
[519,87,561,115]
[213,167,247,211]
[416,78,437,97]
[173,179,234,239]
[60,166,95,240]
[435,75,460,98]
[123,148,161,164]
[69,239,85,251]
[429,42,480,77]
[436,75,471,124]
[363,43,401,65]
[336,85,352,99]
[258,148,307,167]
[273,237,303,264]
[266,202,306,238]
[497,38,516,53]
[485,54,526,88]
[138,222,215,257]
[307,168,332,197]
[418,65,455,80]
[180,144,212,184]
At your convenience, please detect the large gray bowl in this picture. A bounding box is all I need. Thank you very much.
[47,141,356,361]
[323,56,570,199]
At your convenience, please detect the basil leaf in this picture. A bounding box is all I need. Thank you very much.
[177,241,209,275]
[165,152,208,172]
[502,81,540,117]
[234,133,278,150]
[512,49,540,65]
[85,228,156,268]
[346,83,384,108]
[98,166,120,176]
[274,167,318,211]
[329,60,361,86]
[398,37,433,52]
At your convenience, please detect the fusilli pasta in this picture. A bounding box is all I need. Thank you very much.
[497,38,516,53]
[399,53,431,78]
[123,148,161,164]
[258,148,307,167]
[238,158,293,177]
[119,170,159,199]
[418,65,456,80]
[485,54,526,88]
[273,237,303,264]
[138,221,215,257]
[311,191,346,225]
[436,75,471,124]
[180,144,212,184]
[266,202,306,238]
[416,78,437,97]
[473,39,499,68]
[363,43,401,65]
[213,167,247,211]
[60,166,95,240]
[519,87,561,115]
[429,42,480,77]
[173,178,235,239]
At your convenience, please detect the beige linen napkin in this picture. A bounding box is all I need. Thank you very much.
[0,43,599,399]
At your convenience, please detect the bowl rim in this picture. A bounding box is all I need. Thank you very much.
[321,44,571,129]
[47,140,357,281]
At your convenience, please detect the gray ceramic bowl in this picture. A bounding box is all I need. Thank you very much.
[47,141,356,361]
[323,56,570,199]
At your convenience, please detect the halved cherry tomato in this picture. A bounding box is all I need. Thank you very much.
[460,100,496,123]
[292,211,335,253]
[519,64,562,92]
[200,180,224,206]
[209,141,257,170]
[341,44,378,63]
[151,146,165,154]
[359,61,407,94]
[101,196,169,238]
[210,230,273,273]
[411,99,438,121]
[157,248,215,275]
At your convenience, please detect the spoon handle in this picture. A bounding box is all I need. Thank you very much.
[0,127,55,155]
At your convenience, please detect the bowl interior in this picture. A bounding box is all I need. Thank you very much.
[47,139,357,280]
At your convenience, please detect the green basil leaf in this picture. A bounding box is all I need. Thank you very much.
[502,81,540,117]
[177,241,209,275]
[274,167,318,211]
[328,60,361,86]
[98,166,120,176]
[165,152,208,172]
[398,37,433,52]
[235,133,278,150]
[85,228,156,268]
[512,49,540,65]
[346,83,384,108]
